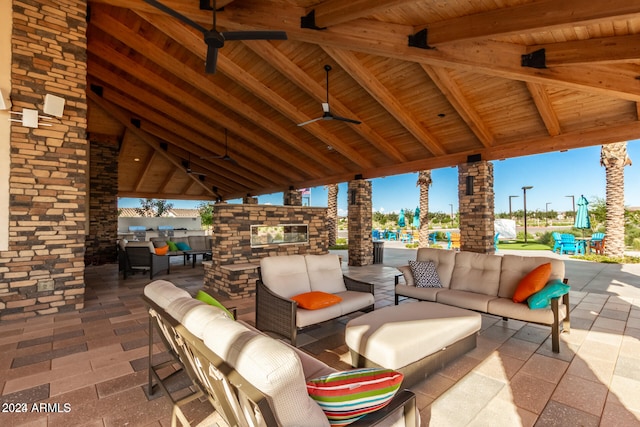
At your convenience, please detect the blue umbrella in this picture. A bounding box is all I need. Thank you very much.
[574,195,591,236]
[413,206,420,228]
[397,209,406,227]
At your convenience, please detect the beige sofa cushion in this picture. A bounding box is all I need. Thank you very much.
[450,251,502,296]
[436,289,497,312]
[260,255,311,298]
[498,255,566,299]
[166,297,204,322]
[305,254,347,294]
[144,280,191,309]
[488,297,567,325]
[203,318,329,426]
[182,304,233,339]
[395,283,442,302]
[415,248,456,288]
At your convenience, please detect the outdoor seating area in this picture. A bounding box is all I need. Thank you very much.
[552,232,607,255]
[2,248,640,426]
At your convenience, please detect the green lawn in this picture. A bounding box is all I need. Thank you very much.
[497,241,552,251]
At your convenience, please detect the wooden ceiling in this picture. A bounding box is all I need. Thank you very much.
[86,0,640,202]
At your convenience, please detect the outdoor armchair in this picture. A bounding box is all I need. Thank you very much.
[552,232,562,253]
[256,254,375,346]
[559,234,579,255]
[590,233,606,255]
[123,241,169,279]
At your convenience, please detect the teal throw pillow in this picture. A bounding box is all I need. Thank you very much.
[527,280,570,309]
[195,290,234,319]
[175,241,192,251]
[167,240,179,252]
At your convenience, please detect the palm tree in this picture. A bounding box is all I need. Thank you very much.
[327,184,339,247]
[600,142,632,257]
[416,171,432,247]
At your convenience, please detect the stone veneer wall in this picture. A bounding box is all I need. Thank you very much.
[85,138,118,265]
[348,179,373,266]
[204,204,328,298]
[0,0,88,320]
[283,189,302,206]
[458,161,495,254]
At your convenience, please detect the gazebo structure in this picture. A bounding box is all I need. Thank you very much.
[2,1,640,319]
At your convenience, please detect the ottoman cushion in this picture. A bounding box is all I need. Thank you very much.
[345,302,481,370]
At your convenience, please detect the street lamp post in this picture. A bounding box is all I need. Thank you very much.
[522,186,533,243]
[546,202,552,226]
[565,195,575,221]
[509,195,519,218]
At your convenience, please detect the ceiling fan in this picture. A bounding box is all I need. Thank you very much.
[182,154,207,176]
[144,0,288,74]
[297,65,362,127]
[201,128,238,164]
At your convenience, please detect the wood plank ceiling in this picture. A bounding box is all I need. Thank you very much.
[86,0,640,202]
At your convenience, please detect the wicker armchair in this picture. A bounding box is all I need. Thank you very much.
[123,242,169,279]
[256,254,375,346]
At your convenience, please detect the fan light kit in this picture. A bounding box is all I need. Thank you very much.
[298,65,361,127]
[144,0,287,74]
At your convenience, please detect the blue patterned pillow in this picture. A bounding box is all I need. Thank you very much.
[409,260,442,288]
[527,280,570,309]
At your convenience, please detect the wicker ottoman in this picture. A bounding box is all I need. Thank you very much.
[345,302,482,388]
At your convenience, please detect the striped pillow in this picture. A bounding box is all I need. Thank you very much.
[306,368,403,426]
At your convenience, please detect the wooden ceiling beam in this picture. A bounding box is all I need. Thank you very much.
[303,0,418,29]
[324,47,447,157]
[88,91,218,197]
[135,149,159,192]
[91,43,312,188]
[420,65,494,147]
[218,3,640,102]
[88,59,282,189]
[131,10,375,170]
[244,40,407,163]
[525,82,561,137]
[90,11,332,180]
[415,0,640,46]
[526,34,640,66]
[290,120,640,192]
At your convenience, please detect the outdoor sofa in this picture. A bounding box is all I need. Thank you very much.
[256,254,375,346]
[117,240,169,279]
[143,280,419,427]
[395,248,570,353]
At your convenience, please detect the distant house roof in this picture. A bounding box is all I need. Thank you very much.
[118,208,200,217]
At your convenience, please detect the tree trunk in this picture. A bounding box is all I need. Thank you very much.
[327,184,339,247]
[416,171,432,247]
[600,142,632,257]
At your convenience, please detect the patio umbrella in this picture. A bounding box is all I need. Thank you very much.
[574,195,591,236]
[413,206,420,228]
[397,209,406,227]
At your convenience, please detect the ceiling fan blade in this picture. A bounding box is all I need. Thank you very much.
[143,0,209,34]
[205,44,218,74]
[297,117,324,127]
[221,31,287,41]
[332,115,362,125]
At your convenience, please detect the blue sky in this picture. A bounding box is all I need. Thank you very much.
[119,139,640,216]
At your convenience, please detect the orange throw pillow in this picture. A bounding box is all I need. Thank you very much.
[291,291,342,310]
[512,263,552,303]
[155,245,169,256]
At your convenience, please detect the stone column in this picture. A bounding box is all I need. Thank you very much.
[86,137,119,265]
[458,160,495,253]
[243,195,258,204]
[283,188,302,206]
[348,179,373,266]
[327,184,338,247]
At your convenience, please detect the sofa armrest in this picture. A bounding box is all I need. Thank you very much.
[344,276,374,294]
[255,279,298,345]
[349,389,419,427]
